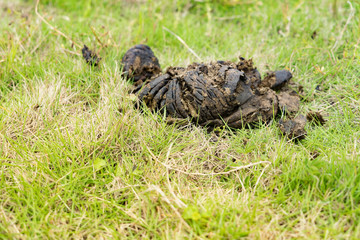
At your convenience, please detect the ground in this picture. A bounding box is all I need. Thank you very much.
[0,0,359,239]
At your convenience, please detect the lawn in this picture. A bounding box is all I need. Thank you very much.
[0,0,359,239]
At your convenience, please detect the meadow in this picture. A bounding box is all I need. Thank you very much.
[0,0,359,239]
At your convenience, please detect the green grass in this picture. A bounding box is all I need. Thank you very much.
[0,0,359,239]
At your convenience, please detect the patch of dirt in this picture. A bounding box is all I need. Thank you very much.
[278,115,307,140]
[82,45,101,66]
[121,44,161,86]
[306,111,326,126]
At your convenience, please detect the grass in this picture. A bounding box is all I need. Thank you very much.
[0,0,359,239]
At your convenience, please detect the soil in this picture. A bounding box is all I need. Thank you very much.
[122,45,308,140]
[82,45,101,66]
[121,44,161,86]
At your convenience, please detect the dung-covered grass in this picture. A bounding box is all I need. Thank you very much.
[0,0,359,239]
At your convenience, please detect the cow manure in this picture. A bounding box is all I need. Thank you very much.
[306,111,326,126]
[122,45,310,140]
[310,151,320,160]
[278,115,307,140]
[311,30,317,39]
[82,45,101,66]
[121,44,161,86]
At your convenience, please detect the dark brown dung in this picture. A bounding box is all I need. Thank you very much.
[122,45,308,140]
[82,45,101,66]
[133,58,300,128]
[306,111,326,126]
[278,115,307,140]
[121,44,161,86]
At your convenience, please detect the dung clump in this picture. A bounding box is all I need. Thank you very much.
[82,45,101,66]
[132,58,300,128]
[279,115,307,140]
[306,111,326,126]
[121,44,161,86]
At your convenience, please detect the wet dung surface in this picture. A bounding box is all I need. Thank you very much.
[82,45,101,66]
[121,44,161,86]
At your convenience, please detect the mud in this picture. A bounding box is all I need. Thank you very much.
[121,44,161,86]
[122,45,308,139]
[82,45,101,66]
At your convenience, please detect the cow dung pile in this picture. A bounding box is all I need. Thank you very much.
[122,44,315,140]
